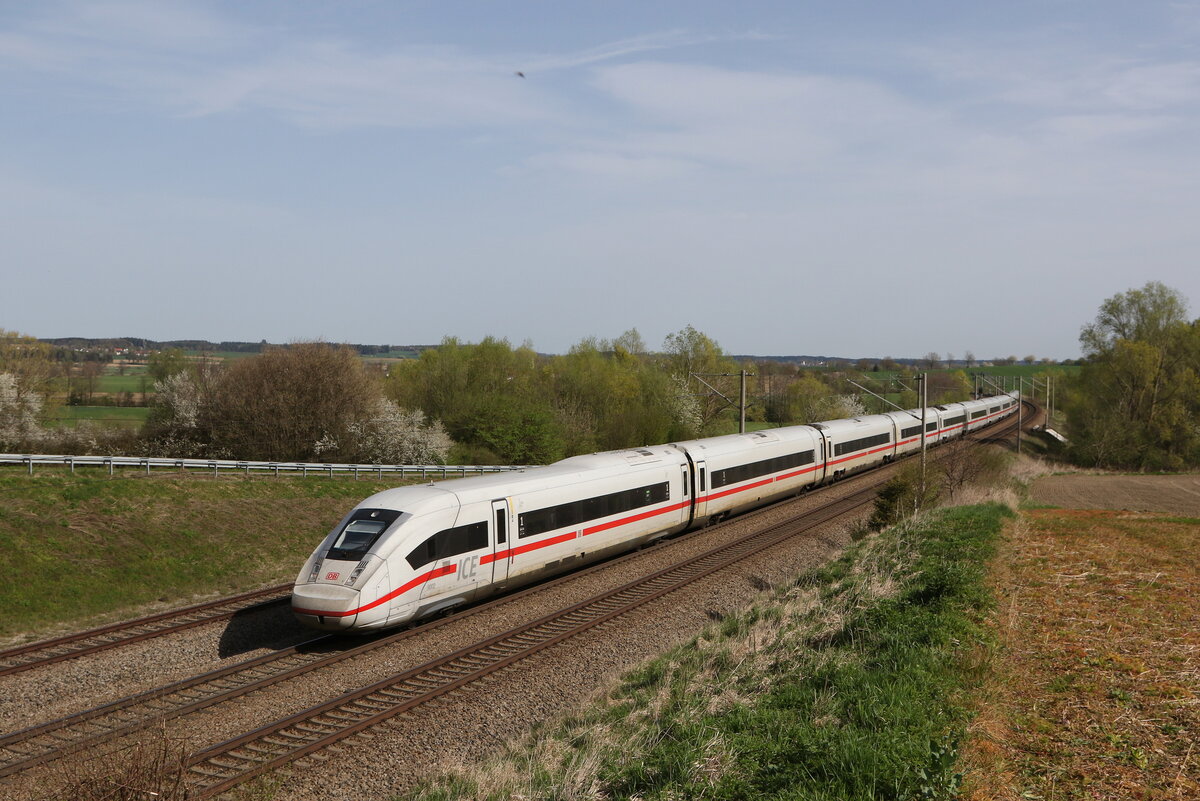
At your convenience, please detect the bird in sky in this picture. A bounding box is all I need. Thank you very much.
[515,71,525,78]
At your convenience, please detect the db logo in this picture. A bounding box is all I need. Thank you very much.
[325,571,340,581]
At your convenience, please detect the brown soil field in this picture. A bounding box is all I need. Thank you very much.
[963,474,1200,800]
[1031,474,1200,516]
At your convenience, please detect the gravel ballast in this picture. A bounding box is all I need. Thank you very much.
[3,468,897,801]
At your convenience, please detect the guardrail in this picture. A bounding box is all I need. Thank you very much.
[0,454,527,479]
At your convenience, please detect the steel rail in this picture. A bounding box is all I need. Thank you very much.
[183,487,880,797]
[0,584,293,679]
[0,465,860,781]
[182,408,1032,797]
[0,472,840,780]
[0,404,1030,789]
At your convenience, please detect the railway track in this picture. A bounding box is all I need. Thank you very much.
[183,483,883,798]
[0,584,293,679]
[181,407,1034,798]
[0,404,1034,795]
[0,471,865,783]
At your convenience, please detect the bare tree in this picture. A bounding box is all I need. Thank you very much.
[612,328,647,355]
[938,443,1011,502]
[206,343,382,461]
[79,361,103,404]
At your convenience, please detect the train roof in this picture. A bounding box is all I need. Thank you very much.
[352,445,685,512]
[671,424,820,458]
[810,413,895,434]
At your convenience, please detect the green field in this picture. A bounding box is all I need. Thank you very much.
[48,406,151,428]
[970,363,1080,378]
[96,373,151,394]
[188,350,259,361]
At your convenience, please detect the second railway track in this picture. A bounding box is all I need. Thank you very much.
[183,483,883,798]
[0,584,294,679]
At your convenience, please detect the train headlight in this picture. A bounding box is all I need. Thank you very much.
[307,558,322,584]
[344,558,370,587]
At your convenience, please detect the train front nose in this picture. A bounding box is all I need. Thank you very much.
[291,583,361,630]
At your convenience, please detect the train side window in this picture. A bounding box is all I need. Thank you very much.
[495,510,506,545]
[518,481,672,538]
[699,468,706,492]
[406,521,488,570]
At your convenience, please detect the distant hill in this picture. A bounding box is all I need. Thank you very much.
[40,338,433,357]
[732,355,944,367]
[39,339,1041,367]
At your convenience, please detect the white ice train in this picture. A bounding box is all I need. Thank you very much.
[291,392,1019,631]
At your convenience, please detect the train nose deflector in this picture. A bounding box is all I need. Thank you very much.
[291,584,360,630]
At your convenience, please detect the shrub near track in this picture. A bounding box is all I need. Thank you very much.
[0,472,403,640]
[406,503,1011,801]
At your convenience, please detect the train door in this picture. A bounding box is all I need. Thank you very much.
[817,432,831,483]
[490,498,511,585]
[693,459,708,519]
[680,463,695,528]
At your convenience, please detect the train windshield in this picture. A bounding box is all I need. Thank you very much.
[327,508,402,561]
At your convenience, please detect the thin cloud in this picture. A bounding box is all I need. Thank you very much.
[526,61,950,176]
[0,6,746,130]
[522,30,738,72]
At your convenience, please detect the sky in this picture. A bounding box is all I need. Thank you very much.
[3,1,1200,360]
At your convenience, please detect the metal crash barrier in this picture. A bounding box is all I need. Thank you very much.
[0,454,526,478]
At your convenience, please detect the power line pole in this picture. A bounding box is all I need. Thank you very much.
[1017,377,1023,455]
[690,371,756,434]
[740,369,747,434]
[918,372,928,513]
[1047,374,1054,429]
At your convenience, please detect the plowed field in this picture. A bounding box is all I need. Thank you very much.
[964,474,1200,800]
[1031,474,1200,516]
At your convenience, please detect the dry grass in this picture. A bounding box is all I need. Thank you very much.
[961,508,1200,800]
[33,726,191,801]
[402,505,988,801]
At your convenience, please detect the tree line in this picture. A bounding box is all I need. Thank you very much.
[4,324,995,465]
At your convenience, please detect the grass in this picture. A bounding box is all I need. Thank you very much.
[94,369,152,394]
[0,471,417,641]
[403,502,1012,801]
[45,405,152,428]
[179,350,259,361]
